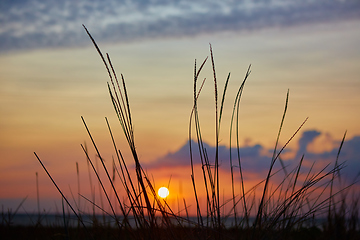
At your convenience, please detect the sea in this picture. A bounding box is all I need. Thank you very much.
[2,213,326,229]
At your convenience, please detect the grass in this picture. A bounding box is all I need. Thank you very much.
[2,25,360,239]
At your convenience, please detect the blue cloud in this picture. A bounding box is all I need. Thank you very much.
[304,135,360,181]
[143,139,270,171]
[144,130,360,183]
[1,0,359,53]
[295,130,321,159]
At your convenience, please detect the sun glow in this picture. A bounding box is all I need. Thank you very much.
[157,187,169,198]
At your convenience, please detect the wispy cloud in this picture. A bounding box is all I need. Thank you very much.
[145,130,360,183]
[1,0,359,53]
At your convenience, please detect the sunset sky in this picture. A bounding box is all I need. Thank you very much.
[1,0,360,216]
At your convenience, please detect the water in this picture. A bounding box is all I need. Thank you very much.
[2,213,326,229]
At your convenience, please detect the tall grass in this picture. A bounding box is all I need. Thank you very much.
[19,25,360,240]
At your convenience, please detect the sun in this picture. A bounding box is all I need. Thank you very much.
[157,187,169,199]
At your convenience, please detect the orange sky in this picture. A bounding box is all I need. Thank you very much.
[1,20,360,216]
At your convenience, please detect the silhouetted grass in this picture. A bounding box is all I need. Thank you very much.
[2,25,359,239]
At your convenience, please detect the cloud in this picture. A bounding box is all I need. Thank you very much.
[304,135,360,180]
[1,0,360,53]
[295,130,321,159]
[145,130,360,183]
[144,139,270,171]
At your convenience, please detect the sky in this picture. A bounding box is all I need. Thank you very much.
[1,0,360,217]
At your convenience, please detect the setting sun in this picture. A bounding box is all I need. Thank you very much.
[157,187,169,198]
